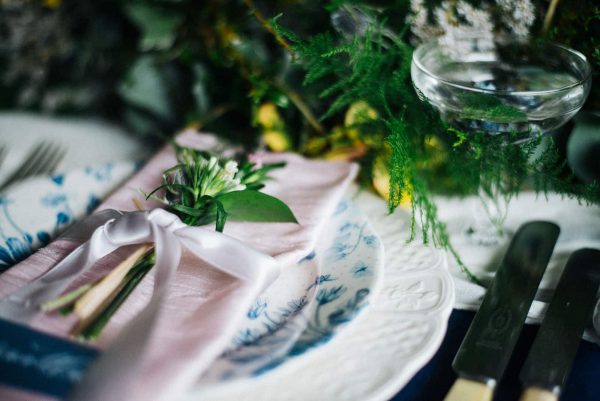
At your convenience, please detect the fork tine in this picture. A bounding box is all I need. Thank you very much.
[11,142,50,181]
[0,141,65,192]
[0,142,48,190]
[24,142,66,176]
[22,142,56,177]
[41,145,67,175]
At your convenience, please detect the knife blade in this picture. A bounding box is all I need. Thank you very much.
[519,248,600,401]
[444,221,560,401]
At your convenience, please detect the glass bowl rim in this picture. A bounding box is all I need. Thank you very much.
[411,40,592,97]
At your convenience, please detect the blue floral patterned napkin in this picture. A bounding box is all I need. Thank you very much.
[0,162,138,271]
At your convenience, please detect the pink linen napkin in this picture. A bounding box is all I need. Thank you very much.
[0,130,358,401]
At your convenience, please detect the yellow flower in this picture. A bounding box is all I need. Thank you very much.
[322,126,367,161]
[304,137,329,156]
[256,103,283,129]
[263,129,291,152]
[345,101,378,126]
[42,0,61,8]
[323,145,367,161]
[344,101,378,140]
[255,102,291,152]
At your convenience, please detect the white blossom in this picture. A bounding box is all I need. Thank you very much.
[223,160,239,178]
[408,0,444,43]
[408,0,536,49]
[436,1,495,55]
[207,156,218,171]
[496,0,535,39]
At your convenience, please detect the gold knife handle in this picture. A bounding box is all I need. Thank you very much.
[444,378,493,401]
[520,387,558,401]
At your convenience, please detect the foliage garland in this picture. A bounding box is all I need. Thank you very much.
[267,11,597,281]
[1,0,599,283]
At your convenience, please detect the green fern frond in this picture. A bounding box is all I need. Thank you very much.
[271,13,597,285]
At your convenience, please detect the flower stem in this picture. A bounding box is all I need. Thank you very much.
[73,244,152,322]
[74,252,155,340]
[243,0,295,56]
[543,0,561,34]
[41,283,94,313]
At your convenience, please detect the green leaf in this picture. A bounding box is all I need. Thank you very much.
[118,56,173,121]
[170,203,206,217]
[192,64,210,116]
[213,198,228,232]
[124,3,183,51]
[217,190,298,224]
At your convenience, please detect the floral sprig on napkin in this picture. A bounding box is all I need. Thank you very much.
[44,145,296,340]
[146,145,296,231]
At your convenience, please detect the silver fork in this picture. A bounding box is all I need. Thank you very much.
[0,141,67,193]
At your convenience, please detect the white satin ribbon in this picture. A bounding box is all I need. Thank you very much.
[0,208,280,400]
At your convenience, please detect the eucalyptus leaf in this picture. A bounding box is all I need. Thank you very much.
[217,190,298,224]
[118,56,172,121]
[124,3,183,51]
[192,64,210,116]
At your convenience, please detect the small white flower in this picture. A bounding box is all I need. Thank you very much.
[208,156,218,171]
[497,0,535,38]
[433,1,495,56]
[224,160,239,178]
[408,0,535,47]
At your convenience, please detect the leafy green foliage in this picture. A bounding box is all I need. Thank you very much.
[218,190,298,223]
[271,9,597,283]
[459,94,528,123]
[146,145,296,231]
[3,1,599,286]
[273,16,455,246]
[123,3,183,51]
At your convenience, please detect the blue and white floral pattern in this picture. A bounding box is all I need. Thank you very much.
[200,198,384,383]
[0,162,137,271]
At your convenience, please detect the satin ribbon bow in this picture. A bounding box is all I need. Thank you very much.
[0,208,280,400]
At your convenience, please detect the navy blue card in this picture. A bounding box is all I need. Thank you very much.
[0,319,99,398]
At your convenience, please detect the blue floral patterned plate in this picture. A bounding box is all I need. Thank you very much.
[199,197,384,383]
[0,163,137,271]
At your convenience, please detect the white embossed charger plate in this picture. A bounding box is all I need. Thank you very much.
[184,189,454,401]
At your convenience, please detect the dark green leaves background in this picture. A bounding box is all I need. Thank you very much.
[1,1,598,259]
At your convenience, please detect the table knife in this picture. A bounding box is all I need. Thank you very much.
[444,221,560,401]
[519,248,600,401]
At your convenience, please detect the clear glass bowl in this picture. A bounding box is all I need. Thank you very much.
[411,40,592,136]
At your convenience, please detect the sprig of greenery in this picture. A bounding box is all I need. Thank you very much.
[272,17,458,250]
[145,145,295,231]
